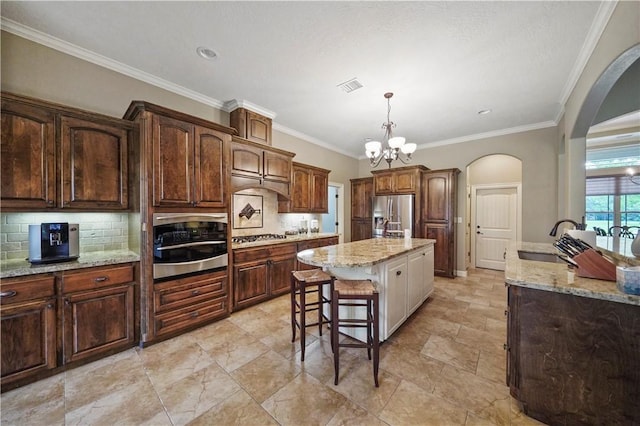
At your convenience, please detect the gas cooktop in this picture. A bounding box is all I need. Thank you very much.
[231,234,287,243]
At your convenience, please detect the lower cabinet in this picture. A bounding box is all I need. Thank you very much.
[0,263,138,390]
[233,243,297,310]
[153,269,228,338]
[384,257,408,337]
[407,245,435,315]
[1,275,57,388]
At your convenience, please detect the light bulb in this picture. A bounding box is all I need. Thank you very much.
[388,136,405,149]
[400,143,416,154]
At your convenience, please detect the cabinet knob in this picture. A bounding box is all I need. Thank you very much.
[0,290,17,298]
[46,200,54,205]
[190,311,199,318]
[396,271,402,276]
[94,276,108,283]
[46,303,54,309]
[191,290,200,296]
[65,298,71,306]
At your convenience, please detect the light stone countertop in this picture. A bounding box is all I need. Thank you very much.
[505,241,640,306]
[1,250,140,279]
[296,237,436,268]
[231,233,339,250]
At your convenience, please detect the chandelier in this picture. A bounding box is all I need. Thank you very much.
[365,92,416,168]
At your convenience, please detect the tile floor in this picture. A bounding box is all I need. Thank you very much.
[1,268,544,425]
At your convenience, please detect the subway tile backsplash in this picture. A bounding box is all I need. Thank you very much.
[0,213,130,261]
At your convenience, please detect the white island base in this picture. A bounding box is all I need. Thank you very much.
[297,238,435,343]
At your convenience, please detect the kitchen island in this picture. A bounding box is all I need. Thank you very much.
[505,241,639,425]
[297,237,436,342]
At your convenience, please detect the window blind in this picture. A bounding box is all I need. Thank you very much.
[586,175,640,196]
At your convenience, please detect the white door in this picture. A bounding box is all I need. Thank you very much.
[473,186,519,270]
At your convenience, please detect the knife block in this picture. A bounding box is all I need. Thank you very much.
[572,249,617,281]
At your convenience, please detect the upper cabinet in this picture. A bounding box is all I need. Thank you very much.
[229,108,272,146]
[230,137,294,197]
[372,165,429,195]
[124,101,235,209]
[350,177,374,242]
[1,92,133,211]
[278,162,330,213]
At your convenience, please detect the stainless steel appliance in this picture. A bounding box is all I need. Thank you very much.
[372,195,414,238]
[28,223,79,264]
[152,213,228,280]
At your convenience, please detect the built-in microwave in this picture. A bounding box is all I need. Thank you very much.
[152,213,228,281]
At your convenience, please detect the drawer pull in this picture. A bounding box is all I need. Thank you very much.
[191,290,200,296]
[47,303,54,309]
[190,311,199,318]
[94,276,109,283]
[0,290,17,298]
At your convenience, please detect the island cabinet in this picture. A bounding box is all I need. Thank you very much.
[350,177,374,241]
[123,101,234,208]
[407,244,435,314]
[421,168,460,277]
[153,269,228,339]
[371,165,428,195]
[229,137,294,197]
[278,162,330,213]
[232,243,297,310]
[229,107,272,146]
[1,92,133,211]
[296,236,339,271]
[1,275,57,388]
[506,285,640,425]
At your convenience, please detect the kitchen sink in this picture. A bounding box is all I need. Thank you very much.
[517,250,563,263]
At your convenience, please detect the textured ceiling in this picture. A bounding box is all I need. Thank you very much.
[1,1,613,158]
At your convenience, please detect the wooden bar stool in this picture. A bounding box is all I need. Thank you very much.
[290,269,333,361]
[330,278,380,387]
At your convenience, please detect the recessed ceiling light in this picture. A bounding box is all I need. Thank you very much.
[196,46,218,60]
[478,109,492,115]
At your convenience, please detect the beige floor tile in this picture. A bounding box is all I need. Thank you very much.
[155,363,242,426]
[379,343,444,393]
[476,349,507,384]
[260,321,314,360]
[421,334,480,373]
[231,350,301,403]
[139,341,215,390]
[188,318,249,348]
[189,388,278,425]
[413,315,461,338]
[379,379,468,425]
[0,373,65,426]
[455,325,505,353]
[204,331,271,372]
[326,400,388,426]
[262,372,348,425]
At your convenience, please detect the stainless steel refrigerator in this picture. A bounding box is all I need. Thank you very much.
[372,194,414,238]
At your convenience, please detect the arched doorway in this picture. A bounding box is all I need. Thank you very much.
[467,154,523,271]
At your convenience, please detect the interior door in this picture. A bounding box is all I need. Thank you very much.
[474,186,518,270]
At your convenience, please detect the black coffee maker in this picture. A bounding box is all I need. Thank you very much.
[28,223,79,264]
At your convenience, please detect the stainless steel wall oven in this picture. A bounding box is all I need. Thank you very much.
[152,213,228,281]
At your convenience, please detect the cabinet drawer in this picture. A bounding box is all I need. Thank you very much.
[154,296,227,337]
[297,237,338,251]
[154,273,227,313]
[233,243,297,264]
[61,264,134,293]
[0,275,55,305]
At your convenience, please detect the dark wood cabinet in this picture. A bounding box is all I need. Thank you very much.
[229,108,272,146]
[153,270,228,338]
[0,275,56,388]
[1,92,133,211]
[151,115,228,208]
[60,116,129,209]
[232,243,297,310]
[278,162,330,213]
[507,285,640,425]
[230,138,294,197]
[372,166,426,195]
[296,236,339,270]
[420,168,459,277]
[350,177,373,241]
[60,264,136,364]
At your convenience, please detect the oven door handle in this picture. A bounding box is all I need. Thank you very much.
[155,241,226,251]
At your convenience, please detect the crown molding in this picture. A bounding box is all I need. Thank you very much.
[272,123,356,158]
[0,17,226,110]
[223,99,276,119]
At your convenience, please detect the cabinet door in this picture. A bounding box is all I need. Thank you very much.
[233,261,269,309]
[230,141,262,179]
[290,165,311,212]
[1,99,56,209]
[245,110,272,145]
[407,250,425,315]
[393,170,417,193]
[422,223,452,277]
[153,115,194,206]
[63,284,134,364]
[351,219,372,242]
[373,173,394,195]
[422,172,450,222]
[60,116,129,209]
[424,245,435,298]
[263,150,291,182]
[194,126,227,207]
[269,256,297,296]
[384,257,408,337]
[1,299,56,384]
[311,170,329,213]
[351,178,373,220]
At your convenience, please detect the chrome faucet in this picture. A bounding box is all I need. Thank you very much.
[549,219,585,237]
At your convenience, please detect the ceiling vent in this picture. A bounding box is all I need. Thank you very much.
[337,78,363,93]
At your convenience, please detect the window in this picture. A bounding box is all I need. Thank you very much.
[585,175,640,236]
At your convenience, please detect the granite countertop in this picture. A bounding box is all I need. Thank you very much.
[1,250,140,278]
[296,237,436,268]
[231,233,339,250]
[505,241,640,306]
